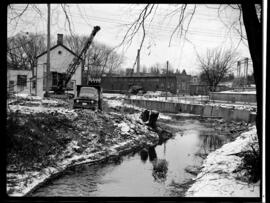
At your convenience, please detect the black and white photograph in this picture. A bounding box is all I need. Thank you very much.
[6,2,266,201]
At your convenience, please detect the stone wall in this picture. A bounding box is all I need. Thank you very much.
[125,99,256,123]
[210,92,257,103]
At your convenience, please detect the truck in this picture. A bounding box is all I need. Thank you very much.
[74,79,102,110]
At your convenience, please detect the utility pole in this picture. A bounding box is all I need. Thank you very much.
[237,61,240,78]
[237,61,240,88]
[45,4,51,97]
[165,60,168,100]
[137,49,140,75]
[245,57,249,87]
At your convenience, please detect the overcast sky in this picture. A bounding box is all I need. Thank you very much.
[7,4,253,75]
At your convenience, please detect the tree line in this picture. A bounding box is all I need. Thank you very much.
[7,33,125,78]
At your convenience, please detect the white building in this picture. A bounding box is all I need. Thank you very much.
[35,34,82,98]
[7,69,33,95]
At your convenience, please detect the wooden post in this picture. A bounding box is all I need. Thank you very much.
[45,4,51,97]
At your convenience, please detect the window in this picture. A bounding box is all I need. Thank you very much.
[17,75,27,87]
[32,80,36,88]
[58,50,62,55]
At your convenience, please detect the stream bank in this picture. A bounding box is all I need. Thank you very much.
[7,95,162,196]
[185,125,260,197]
[7,94,258,197]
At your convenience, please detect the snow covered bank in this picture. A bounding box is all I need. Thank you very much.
[219,90,256,94]
[7,97,159,197]
[103,93,126,99]
[185,125,260,197]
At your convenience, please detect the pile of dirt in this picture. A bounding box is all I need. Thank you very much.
[7,110,77,171]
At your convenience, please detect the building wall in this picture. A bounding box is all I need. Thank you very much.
[7,69,33,95]
[176,74,192,95]
[36,46,82,97]
[101,76,177,94]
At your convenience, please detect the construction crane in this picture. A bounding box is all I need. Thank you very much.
[53,26,101,94]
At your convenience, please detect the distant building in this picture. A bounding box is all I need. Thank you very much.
[101,76,177,94]
[7,68,33,95]
[34,34,82,97]
[101,70,192,94]
[191,76,199,84]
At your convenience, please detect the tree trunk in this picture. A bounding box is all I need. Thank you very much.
[241,2,262,171]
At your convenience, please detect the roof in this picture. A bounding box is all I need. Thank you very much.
[36,43,82,60]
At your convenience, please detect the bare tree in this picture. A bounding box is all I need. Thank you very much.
[64,34,124,78]
[7,32,46,76]
[119,3,263,157]
[64,35,88,56]
[198,48,238,91]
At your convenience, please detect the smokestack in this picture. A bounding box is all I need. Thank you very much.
[57,34,63,45]
[137,49,140,74]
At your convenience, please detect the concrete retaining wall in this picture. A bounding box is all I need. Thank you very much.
[125,99,256,123]
[209,92,257,103]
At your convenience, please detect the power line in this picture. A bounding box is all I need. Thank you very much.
[22,7,241,38]
[12,7,244,41]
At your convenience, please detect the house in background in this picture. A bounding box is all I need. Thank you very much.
[35,34,82,98]
[7,67,33,95]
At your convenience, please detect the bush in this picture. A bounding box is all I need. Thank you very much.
[241,145,261,183]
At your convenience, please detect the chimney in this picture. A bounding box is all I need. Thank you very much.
[57,34,63,45]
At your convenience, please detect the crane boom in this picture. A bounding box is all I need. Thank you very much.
[55,26,100,94]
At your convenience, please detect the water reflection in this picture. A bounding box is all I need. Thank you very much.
[152,159,168,182]
[148,147,157,162]
[139,149,148,162]
[198,132,228,154]
[139,147,168,182]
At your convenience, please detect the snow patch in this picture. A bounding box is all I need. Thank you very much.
[118,122,130,133]
[185,125,259,197]
[159,113,172,120]
[219,90,256,94]
[106,99,123,108]
[103,93,126,99]
[8,105,78,119]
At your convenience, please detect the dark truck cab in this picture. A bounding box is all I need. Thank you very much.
[74,80,102,110]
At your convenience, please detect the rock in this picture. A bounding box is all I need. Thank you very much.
[185,165,202,175]
[140,110,150,122]
[147,111,159,128]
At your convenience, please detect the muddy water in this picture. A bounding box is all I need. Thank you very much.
[30,118,230,197]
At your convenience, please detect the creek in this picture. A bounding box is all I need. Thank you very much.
[30,117,231,196]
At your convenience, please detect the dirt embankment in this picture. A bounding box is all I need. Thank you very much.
[7,96,160,196]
